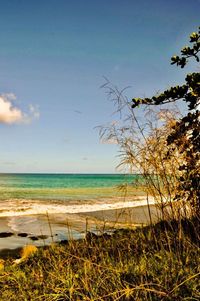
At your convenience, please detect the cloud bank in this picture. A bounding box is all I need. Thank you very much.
[0,94,39,125]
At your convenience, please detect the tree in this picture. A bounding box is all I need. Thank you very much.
[132,27,200,216]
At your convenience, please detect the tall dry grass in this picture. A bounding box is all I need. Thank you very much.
[100,80,193,221]
[0,217,199,300]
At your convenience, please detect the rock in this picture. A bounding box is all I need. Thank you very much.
[0,232,14,238]
[29,236,39,241]
[17,233,28,237]
[37,235,49,240]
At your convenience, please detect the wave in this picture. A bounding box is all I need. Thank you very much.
[0,196,155,217]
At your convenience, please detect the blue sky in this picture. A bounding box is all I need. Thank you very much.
[0,0,199,173]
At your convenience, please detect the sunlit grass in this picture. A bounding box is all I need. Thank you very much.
[0,217,199,301]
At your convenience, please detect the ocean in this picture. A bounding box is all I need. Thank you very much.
[0,173,153,217]
[0,173,138,200]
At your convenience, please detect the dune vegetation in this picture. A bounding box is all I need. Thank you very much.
[0,218,199,301]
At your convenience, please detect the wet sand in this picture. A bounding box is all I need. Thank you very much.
[82,204,161,225]
[0,204,161,254]
[0,214,87,251]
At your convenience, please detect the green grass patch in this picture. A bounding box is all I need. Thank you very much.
[0,218,199,300]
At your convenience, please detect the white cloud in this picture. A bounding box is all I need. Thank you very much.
[1,93,17,101]
[0,94,40,125]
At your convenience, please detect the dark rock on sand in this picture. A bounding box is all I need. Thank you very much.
[0,232,14,238]
[17,233,28,237]
[29,236,39,241]
[37,235,49,240]
[60,239,68,245]
[29,234,49,241]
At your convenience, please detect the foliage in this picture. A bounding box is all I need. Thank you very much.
[0,218,199,300]
[132,27,200,215]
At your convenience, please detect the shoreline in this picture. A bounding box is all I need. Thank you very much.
[0,195,154,217]
[0,203,161,255]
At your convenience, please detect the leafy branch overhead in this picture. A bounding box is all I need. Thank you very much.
[171,30,200,67]
[132,27,200,215]
[132,27,200,110]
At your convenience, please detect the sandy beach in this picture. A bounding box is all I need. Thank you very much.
[0,174,158,253]
[0,200,161,255]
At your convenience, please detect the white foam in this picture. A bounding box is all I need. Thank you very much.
[7,217,20,232]
[7,216,39,232]
[0,197,155,217]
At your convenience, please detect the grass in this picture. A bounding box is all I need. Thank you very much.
[0,217,199,301]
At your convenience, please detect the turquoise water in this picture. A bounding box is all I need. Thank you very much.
[0,173,138,200]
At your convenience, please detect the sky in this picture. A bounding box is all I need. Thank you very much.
[0,0,199,173]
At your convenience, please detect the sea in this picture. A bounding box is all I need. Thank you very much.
[0,173,154,217]
[0,173,137,200]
